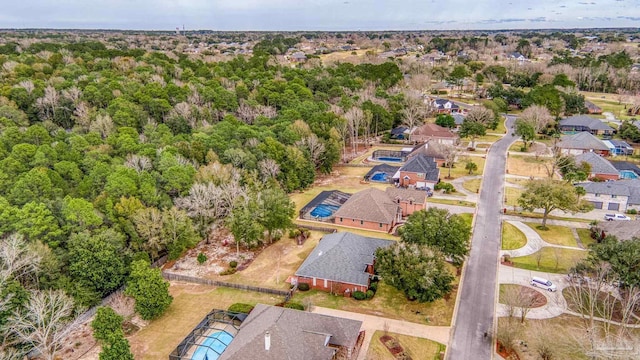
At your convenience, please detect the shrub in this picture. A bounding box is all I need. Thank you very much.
[366,290,374,299]
[369,282,378,293]
[197,253,207,265]
[228,303,254,314]
[297,283,310,291]
[288,229,300,239]
[352,291,366,300]
[284,302,305,310]
[435,182,456,194]
[229,261,238,268]
[220,268,236,276]
[627,209,637,215]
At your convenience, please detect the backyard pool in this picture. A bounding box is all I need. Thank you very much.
[375,156,403,162]
[191,331,234,360]
[370,172,389,182]
[310,204,341,218]
[620,170,638,179]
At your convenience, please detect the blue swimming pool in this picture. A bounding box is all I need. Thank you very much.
[191,331,234,360]
[620,170,638,179]
[370,172,389,182]
[376,156,402,162]
[310,204,340,218]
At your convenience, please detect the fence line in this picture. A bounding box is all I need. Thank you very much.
[296,223,338,233]
[162,271,292,299]
[335,163,373,168]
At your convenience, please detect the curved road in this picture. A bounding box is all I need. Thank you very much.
[447,116,518,360]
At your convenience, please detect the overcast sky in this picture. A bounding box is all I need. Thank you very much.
[1,0,639,31]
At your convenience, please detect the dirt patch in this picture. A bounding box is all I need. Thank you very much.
[57,323,98,360]
[497,341,520,360]
[380,334,413,359]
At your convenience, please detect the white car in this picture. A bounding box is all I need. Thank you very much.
[604,213,631,221]
[530,277,557,292]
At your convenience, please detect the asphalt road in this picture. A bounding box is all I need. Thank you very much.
[447,116,518,360]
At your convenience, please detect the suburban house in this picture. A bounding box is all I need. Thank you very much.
[558,115,614,136]
[293,232,394,295]
[611,161,640,179]
[390,126,410,140]
[219,304,364,360]
[432,98,461,114]
[452,113,465,130]
[576,180,640,212]
[290,51,307,62]
[602,139,634,156]
[594,221,640,241]
[407,140,448,167]
[333,187,427,232]
[574,152,620,181]
[410,123,460,145]
[508,52,527,62]
[557,132,610,156]
[394,153,440,189]
[584,100,603,114]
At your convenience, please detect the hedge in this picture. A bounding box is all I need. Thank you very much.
[228,303,254,314]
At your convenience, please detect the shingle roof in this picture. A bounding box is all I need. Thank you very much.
[452,113,465,125]
[408,141,447,160]
[558,132,609,151]
[333,188,400,224]
[295,232,394,286]
[390,126,409,135]
[412,123,458,139]
[399,154,440,181]
[576,181,631,197]
[219,304,362,360]
[559,115,614,131]
[385,187,428,204]
[597,220,640,241]
[611,161,640,175]
[574,152,619,176]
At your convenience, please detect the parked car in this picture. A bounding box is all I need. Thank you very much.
[604,213,631,221]
[530,277,557,292]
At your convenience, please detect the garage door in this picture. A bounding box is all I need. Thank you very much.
[590,201,603,209]
[608,203,620,211]
[416,181,428,189]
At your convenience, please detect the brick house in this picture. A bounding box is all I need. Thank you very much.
[410,123,460,145]
[394,154,440,189]
[293,232,394,295]
[333,187,426,232]
[574,152,620,181]
[432,98,461,114]
[557,132,610,156]
[576,180,640,212]
[559,115,614,136]
[407,140,451,167]
[219,304,364,360]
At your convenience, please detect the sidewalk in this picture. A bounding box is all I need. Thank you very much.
[500,221,586,258]
[310,306,450,360]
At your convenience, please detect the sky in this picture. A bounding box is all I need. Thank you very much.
[1,0,640,31]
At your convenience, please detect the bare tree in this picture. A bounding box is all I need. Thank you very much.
[9,290,76,360]
[344,107,365,156]
[501,285,539,323]
[258,158,280,180]
[439,143,459,179]
[89,113,115,139]
[496,320,522,354]
[520,105,553,134]
[466,106,495,127]
[529,322,557,360]
[0,233,41,286]
[124,154,153,173]
[401,93,426,142]
[296,134,326,169]
[35,86,59,122]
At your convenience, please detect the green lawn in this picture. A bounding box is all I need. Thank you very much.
[502,222,527,250]
[504,187,523,207]
[428,198,476,208]
[462,178,481,193]
[292,278,458,326]
[576,228,597,248]
[511,247,586,273]
[525,223,579,247]
[504,210,593,223]
[366,331,445,360]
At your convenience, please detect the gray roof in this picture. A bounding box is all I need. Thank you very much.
[559,115,614,132]
[574,152,619,176]
[295,232,394,286]
[558,132,610,151]
[333,188,400,224]
[219,304,362,360]
[452,113,465,125]
[385,187,428,204]
[577,180,640,205]
[611,161,640,175]
[596,220,640,241]
[364,164,400,179]
[399,154,440,181]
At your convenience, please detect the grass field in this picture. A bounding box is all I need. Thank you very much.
[428,198,477,207]
[511,247,586,273]
[576,228,597,248]
[525,223,579,247]
[504,187,523,207]
[502,222,527,250]
[504,210,593,223]
[366,331,445,360]
[462,178,482,193]
[292,271,459,326]
[507,155,551,178]
[128,284,283,360]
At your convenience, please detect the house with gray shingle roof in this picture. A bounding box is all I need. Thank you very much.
[576,180,640,212]
[574,152,620,180]
[557,132,610,156]
[219,304,363,360]
[611,161,640,179]
[559,115,614,136]
[293,232,394,295]
[394,153,440,189]
[584,101,603,114]
[595,220,640,241]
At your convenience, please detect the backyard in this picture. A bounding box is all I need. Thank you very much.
[365,331,445,360]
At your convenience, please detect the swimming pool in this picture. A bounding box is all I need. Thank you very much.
[310,204,340,218]
[191,331,234,360]
[375,156,403,162]
[370,172,389,182]
[620,170,638,179]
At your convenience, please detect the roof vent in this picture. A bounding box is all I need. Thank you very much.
[318,251,323,257]
[265,331,271,351]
